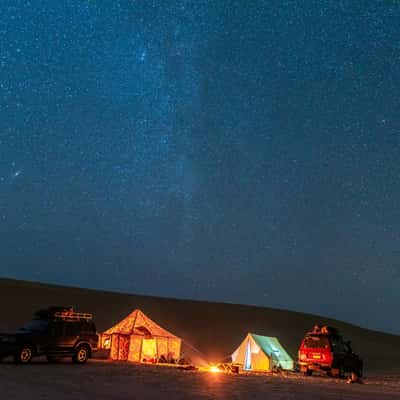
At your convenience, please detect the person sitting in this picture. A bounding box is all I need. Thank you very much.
[159,355,167,363]
[347,371,363,384]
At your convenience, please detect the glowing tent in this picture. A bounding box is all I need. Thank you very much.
[231,333,294,372]
[101,309,181,363]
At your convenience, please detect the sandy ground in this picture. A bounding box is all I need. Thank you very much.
[1,359,399,400]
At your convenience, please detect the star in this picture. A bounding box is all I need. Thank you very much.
[11,170,22,180]
[1,0,399,335]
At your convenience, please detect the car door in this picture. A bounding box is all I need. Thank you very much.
[330,336,346,368]
[29,320,52,355]
[62,321,80,350]
[343,342,358,371]
[48,320,65,352]
[80,320,98,349]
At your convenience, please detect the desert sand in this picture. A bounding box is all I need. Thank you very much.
[1,278,400,399]
[0,359,400,400]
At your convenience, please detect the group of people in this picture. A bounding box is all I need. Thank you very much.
[142,354,188,365]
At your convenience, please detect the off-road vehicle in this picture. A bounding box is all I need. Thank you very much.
[0,306,98,364]
[298,325,363,378]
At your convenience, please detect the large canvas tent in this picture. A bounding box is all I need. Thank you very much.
[101,309,181,363]
[231,333,294,372]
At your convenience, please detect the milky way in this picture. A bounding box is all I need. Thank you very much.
[1,1,400,333]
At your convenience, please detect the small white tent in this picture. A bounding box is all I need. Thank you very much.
[231,333,294,372]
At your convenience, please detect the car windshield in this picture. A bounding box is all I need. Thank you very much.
[303,335,330,349]
[20,319,49,332]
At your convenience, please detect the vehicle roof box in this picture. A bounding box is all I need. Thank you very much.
[310,325,340,336]
[34,306,74,319]
[34,306,93,322]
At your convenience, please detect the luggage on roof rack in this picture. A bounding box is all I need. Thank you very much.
[54,310,93,321]
[310,325,339,335]
[34,306,93,321]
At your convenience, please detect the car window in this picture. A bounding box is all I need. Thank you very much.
[64,322,80,336]
[80,320,96,333]
[20,319,49,332]
[330,336,346,353]
[303,335,330,349]
[50,321,64,337]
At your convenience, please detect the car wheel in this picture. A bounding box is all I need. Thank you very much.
[304,369,312,376]
[332,366,345,378]
[14,347,33,364]
[354,368,363,378]
[73,345,89,364]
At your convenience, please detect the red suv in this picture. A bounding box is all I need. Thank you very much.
[298,325,363,378]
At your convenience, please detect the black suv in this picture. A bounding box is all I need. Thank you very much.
[0,306,98,364]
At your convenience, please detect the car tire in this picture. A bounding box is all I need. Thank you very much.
[304,369,312,376]
[332,366,345,378]
[14,347,33,364]
[72,345,89,364]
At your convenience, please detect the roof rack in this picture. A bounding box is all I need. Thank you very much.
[309,325,339,335]
[54,311,93,321]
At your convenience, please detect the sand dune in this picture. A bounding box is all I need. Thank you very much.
[1,278,399,371]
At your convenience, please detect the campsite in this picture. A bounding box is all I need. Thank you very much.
[3,0,400,398]
[1,279,400,399]
[1,359,400,400]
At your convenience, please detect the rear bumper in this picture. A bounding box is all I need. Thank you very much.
[299,361,331,371]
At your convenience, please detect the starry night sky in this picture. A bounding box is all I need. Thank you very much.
[1,1,400,334]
